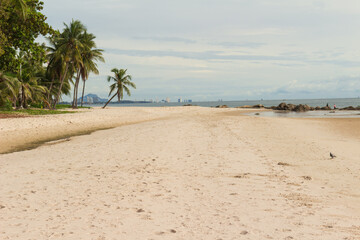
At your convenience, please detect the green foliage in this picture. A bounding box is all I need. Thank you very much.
[56,104,90,109]
[107,68,136,101]
[103,68,136,108]
[0,0,54,72]
[0,100,13,111]
[0,108,75,115]
[0,3,104,111]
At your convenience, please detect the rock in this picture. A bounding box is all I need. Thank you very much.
[183,104,193,106]
[321,106,331,110]
[341,106,355,110]
[237,104,264,108]
[275,103,322,112]
[302,176,312,180]
[277,102,288,110]
[252,104,264,108]
[236,105,252,108]
[315,106,321,110]
[216,105,228,108]
[278,162,290,166]
[294,104,311,112]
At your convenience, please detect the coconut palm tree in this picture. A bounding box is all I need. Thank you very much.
[71,31,104,108]
[52,19,86,109]
[103,68,136,109]
[16,53,47,108]
[79,33,104,107]
[0,72,18,107]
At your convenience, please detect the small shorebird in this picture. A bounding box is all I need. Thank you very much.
[330,152,336,159]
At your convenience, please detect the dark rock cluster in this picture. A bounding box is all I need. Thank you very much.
[237,104,264,109]
[341,106,360,110]
[269,102,360,112]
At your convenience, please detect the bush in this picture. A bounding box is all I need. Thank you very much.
[0,100,13,111]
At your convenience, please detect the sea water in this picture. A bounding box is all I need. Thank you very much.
[89,98,360,109]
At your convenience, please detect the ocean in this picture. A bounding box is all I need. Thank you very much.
[88,97,360,109]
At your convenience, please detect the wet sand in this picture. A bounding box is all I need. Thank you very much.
[0,107,360,239]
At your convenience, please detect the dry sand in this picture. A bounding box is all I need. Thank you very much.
[0,107,360,239]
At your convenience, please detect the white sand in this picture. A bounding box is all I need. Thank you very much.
[0,107,360,239]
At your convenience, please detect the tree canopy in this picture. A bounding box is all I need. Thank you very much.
[0,0,54,72]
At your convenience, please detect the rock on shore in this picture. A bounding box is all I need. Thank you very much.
[270,102,360,112]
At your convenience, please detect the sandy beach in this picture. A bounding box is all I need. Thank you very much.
[0,107,360,239]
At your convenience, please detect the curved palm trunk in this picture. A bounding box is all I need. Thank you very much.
[80,79,86,107]
[72,71,81,108]
[53,62,69,109]
[102,93,118,109]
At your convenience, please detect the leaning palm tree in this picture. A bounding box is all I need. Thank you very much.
[103,68,136,109]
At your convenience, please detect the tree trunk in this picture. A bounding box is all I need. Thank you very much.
[80,79,86,107]
[72,71,80,109]
[21,86,27,109]
[102,93,117,109]
[53,62,69,109]
[17,88,22,109]
[46,78,54,109]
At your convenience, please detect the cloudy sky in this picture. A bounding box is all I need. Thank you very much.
[42,0,360,101]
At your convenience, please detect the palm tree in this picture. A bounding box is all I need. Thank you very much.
[80,35,104,107]
[52,19,86,109]
[103,68,136,109]
[72,31,104,108]
[16,52,47,108]
[0,72,18,107]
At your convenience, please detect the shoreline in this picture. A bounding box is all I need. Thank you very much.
[1,107,360,154]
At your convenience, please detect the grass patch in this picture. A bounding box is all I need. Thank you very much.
[0,104,90,116]
[0,108,76,116]
[56,104,91,109]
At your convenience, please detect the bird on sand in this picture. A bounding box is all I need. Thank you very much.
[330,152,336,159]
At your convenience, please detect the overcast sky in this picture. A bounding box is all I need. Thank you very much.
[42,0,360,101]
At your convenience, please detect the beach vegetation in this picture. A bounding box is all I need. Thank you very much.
[103,68,136,108]
[0,0,54,72]
[0,108,75,116]
[0,1,104,112]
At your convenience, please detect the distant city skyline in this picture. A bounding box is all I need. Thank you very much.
[42,0,360,102]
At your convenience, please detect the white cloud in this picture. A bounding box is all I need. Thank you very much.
[43,0,360,101]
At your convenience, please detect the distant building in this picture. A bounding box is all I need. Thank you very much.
[166,97,170,103]
[178,98,182,103]
[86,96,93,104]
